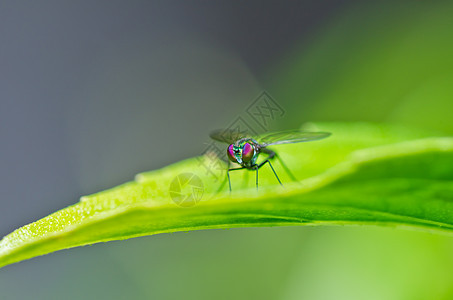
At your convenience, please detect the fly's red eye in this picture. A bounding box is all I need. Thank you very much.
[242,143,254,162]
[227,144,237,163]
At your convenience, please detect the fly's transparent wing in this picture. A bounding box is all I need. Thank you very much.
[209,129,254,144]
[258,130,331,146]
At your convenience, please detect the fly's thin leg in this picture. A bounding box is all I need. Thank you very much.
[274,152,298,182]
[257,148,283,187]
[255,165,259,190]
[258,159,283,186]
[227,166,246,192]
[267,160,282,186]
[261,147,296,184]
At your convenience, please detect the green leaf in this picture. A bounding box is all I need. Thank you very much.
[1,122,452,269]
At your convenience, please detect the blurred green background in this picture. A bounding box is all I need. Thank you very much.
[1,1,453,299]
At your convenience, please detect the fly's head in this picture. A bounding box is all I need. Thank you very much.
[227,139,259,167]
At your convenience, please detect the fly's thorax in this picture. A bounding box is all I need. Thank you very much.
[227,138,260,167]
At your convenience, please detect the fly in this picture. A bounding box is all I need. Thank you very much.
[209,129,331,191]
